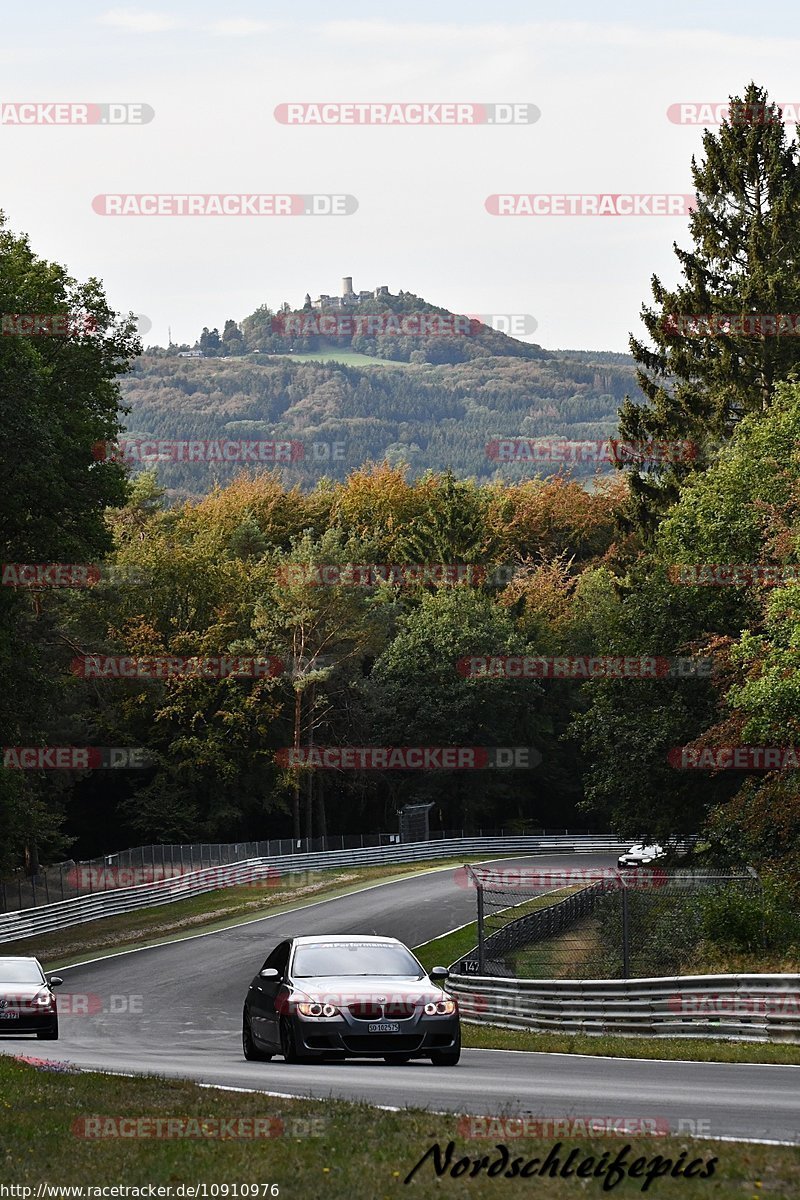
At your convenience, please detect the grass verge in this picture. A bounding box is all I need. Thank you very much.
[460,1024,800,1065]
[1,1056,798,1195]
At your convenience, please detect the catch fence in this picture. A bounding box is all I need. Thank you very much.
[456,864,758,980]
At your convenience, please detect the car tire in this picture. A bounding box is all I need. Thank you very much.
[37,1021,58,1041]
[430,1028,461,1066]
[279,1016,307,1064]
[383,1054,412,1065]
[242,1012,271,1061]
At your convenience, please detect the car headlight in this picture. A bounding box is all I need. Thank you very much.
[32,992,55,1008]
[424,999,456,1015]
[296,1002,340,1018]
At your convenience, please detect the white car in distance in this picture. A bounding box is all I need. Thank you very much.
[617,843,665,868]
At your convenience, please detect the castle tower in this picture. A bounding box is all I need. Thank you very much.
[342,276,354,297]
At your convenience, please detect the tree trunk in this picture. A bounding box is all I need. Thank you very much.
[24,842,39,877]
[316,773,327,844]
[303,683,316,841]
[292,689,301,840]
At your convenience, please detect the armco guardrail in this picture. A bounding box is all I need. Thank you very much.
[448,973,800,1043]
[0,835,628,945]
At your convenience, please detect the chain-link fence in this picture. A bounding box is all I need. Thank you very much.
[457,864,761,980]
[0,827,596,912]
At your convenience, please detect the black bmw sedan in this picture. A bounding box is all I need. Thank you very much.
[0,956,62,1039]
[242,934,460,1065]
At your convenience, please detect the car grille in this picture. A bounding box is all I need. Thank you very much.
[347,1002,417,1021]
[342,1034,423,1053]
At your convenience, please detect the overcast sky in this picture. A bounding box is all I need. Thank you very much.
[2,1,799,351]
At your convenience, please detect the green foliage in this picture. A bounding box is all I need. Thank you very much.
[0,212,139,870]
[620,83,800,533]
[117,349,640,499]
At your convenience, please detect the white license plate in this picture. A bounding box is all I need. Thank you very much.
[0,1012,19,1019]
[368,1022,399,1033]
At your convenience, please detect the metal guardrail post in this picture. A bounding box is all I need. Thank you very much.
[477,883,486,975]
[621,881,630,979]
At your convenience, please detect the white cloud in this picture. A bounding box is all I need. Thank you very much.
[319,19,800,58]
[206,18,281,37]
[98,9,183,33]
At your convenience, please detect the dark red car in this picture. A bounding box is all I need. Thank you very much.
[0,956,62,1039]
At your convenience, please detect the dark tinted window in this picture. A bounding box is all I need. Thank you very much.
[261,941,290,976]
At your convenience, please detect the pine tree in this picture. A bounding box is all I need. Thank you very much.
[619,83,800,536]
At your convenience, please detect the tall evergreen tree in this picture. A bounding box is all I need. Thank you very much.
[619,83,800,536]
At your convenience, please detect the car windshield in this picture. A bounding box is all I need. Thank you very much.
[292,942,424,978]
[0,959,44,984]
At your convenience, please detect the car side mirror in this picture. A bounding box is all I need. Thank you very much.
[259,968,279,979]
[48,976,63,988]
[429,966,449,981]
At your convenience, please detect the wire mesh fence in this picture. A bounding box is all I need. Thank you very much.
[0,827,596,912]
[457,865,762,980]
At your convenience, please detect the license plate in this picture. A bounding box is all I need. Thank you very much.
[0,1012,19,1019]
[368,1022,399,1033]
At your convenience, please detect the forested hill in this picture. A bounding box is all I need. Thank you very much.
[118,288,642,498]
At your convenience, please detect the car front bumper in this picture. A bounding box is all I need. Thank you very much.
[0,1012,57,1035]
[290,1013,460,1058]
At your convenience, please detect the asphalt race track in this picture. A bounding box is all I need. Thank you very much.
[2,854,799,1144]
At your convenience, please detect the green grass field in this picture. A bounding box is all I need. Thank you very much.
[277,349,414,367]
[2,1056,798,1195]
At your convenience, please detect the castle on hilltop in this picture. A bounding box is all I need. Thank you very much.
[312,278,390,310]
